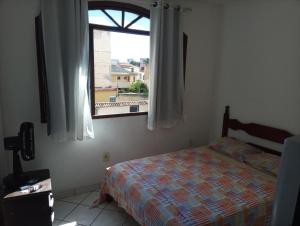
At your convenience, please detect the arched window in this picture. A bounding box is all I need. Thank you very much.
[89,1,150,35]
[88,2,150,118]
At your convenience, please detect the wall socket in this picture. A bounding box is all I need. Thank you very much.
[102,152,110,162]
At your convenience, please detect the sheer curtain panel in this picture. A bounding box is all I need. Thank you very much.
[148,2,184,130]
[41,0,94,140]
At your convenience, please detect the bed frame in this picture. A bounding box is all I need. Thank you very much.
[222,106,293,156]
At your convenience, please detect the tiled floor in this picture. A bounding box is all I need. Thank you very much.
[53,191,140,226]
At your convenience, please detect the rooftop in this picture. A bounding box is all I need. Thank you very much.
[111,64,130,74]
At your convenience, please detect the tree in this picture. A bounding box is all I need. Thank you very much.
[129,60,140,67]
[143,58,149,64]
[128,81,148,96]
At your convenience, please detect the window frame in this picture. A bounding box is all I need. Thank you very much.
[89,1,150,119]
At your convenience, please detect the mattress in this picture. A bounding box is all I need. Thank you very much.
[99,146,276,226]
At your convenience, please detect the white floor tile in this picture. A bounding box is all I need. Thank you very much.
[54,201,77,220]
[91,210,126,226]
[65,205,101,225]
[52,220,65,226]
[81,192,106,208]
[53,220,81,226]
[61,193,90,204]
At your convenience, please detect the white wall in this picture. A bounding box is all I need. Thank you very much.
[0,0,222,192]
[211,0,300,147]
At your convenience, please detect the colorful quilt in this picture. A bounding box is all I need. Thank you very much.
[99,147,276,226]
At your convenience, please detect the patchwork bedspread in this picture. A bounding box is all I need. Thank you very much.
[100,147,276,226]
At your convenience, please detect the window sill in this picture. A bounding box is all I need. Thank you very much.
[92,112,147,119]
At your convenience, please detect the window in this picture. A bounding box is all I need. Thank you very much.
[89,1,150,118]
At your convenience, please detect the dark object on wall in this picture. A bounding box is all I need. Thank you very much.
[3,122,36,192]
[2,169,53,226]
[35,14,51,134]
[221,105,293,155]
[272,136,300,226]
[183,32,188,87]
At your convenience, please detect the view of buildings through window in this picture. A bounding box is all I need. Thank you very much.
[89,9,150,117]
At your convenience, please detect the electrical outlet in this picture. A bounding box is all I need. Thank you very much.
[102,152,110,162]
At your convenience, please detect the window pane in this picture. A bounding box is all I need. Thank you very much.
[93,30,150,116]
[88,10,117,27]
[128,17,150,31]
[124,12,139,27]
[105,10,122,26]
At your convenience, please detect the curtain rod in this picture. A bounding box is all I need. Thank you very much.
[152,2,192,12]
[109,0,192,12]
[123,0,192,12]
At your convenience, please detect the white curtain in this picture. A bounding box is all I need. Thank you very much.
[148,2,184,130]
[41,0,94,140]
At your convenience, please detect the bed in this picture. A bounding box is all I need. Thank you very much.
[97,106,293,226]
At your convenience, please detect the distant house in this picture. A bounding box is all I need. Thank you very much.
[119,63,143,81]
[111,64,137,89]
[143,64,150,86]
[140,58,149,72]
[94,64,137,102]
[95,87,117,102]
[93,31,112,88]
[119,63,139,73]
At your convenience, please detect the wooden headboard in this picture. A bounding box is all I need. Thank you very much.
[222,106,293,155]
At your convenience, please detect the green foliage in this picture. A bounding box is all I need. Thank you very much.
[129,60,140,67]
[143,58,149,64]
[128,81,148,96]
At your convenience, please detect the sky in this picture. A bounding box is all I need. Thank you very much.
[110,33,149,62]
[89,10,150,62]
